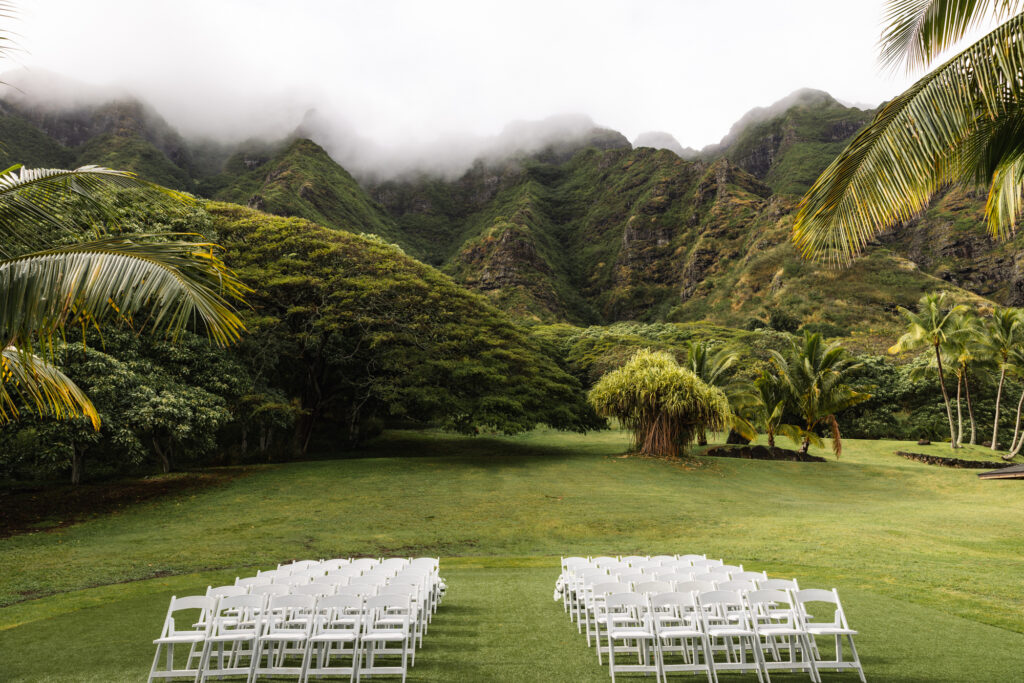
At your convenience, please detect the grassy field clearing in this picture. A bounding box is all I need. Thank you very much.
[2,429,1022,681]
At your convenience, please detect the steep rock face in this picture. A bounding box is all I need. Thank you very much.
[706,89,874,196]
[633,131,697,159]
[212,138,402,243]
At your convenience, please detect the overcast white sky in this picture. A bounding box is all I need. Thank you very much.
[6,1,975,149]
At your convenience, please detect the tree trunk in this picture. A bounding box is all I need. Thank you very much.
[799,436,810,455]
[955,373,964,448]
[935,345,958,450]
[1009,387,1024,456]
[70,444,84,485]
[697,429,707,446]
[767,429,775,450]
[965,372,977,445]
[240,425,248,454]
[152,437,171,473]
[992,366,1006,450]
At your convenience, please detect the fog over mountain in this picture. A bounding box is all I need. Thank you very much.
[9,0,934,171]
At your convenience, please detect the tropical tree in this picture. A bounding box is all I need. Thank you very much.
[770,331,869,458]
[683,340,743,444]
[909,309,983,446]
[588,348,730,458]
[1,166,246,429]
[976,307,1024,449]
[889,292,969,448]
[793,1,1024,265]
[1001,345,1024,458]
[749,370,792,451]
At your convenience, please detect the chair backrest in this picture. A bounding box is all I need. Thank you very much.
[207,585,247,599]
[321,559,350,572]
[690,559,723,571]
[732,570,767,582]
[635,580,672,596]
[336,584,378,599]
[650,591,698,611]
[650,555,676,564]
[605,592,646,626]
[292,583,334,598]
[717,579,756,593]
[747,588,798,627]
[689,573,721,584]
[698,590,749,628]
[281,560,320,571]
[264,593,316,636]
[615,572,644,587]
[621,555,646,565]
[250,583,291,598]
[379,558,409,570]
[757,578,799,592]
[276,575,312,586]
[794,588,848,629]
[235,576,272,588]
[678,554,706,563]
[365,594,411,631]
[327,567,362,580]
[211,594,265,636]
[718,564,744,574]
[312,594,364,635]
[161,595,216,638]
[562,556,588,572]
[591,556,619,568]
[675,580,716,594]
[349,558,379,572]
[662,572,693,586]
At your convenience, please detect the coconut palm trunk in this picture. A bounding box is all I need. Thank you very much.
[935,344,958,449]
[1007,387,1024,459]
[992,366,1007,450]
[965,372,977,445]
[955,373,964,447]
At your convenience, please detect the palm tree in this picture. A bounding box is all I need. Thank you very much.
[890,292,970,448]
[1,165,246,428]
[684,340,741,445]
[770,331,869,458]
[1001,345,1024,458]
[793,2,1024,265]
[909,310,983,446]
[750,370,789,451]
[975,307,1023,449]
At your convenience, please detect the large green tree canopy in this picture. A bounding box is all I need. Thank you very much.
[206,202,601,450]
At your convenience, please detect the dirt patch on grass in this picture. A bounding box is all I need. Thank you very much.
[0,470,243,539]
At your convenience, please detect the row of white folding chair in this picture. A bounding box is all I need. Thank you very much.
[149,591,419,683]
[582,587,864,683]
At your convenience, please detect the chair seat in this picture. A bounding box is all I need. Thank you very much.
[208,633,257,643]
[807,626,857,636]
[657,628,702,639]
[707,627,755,637]
[260,632,308,642]
[758,626,806,636]
[309,632,356,643]
[362,631,408,642]
[154,634,205,644]
[608,627,654,639]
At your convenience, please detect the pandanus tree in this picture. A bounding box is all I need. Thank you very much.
[793,1,1024,265]
[770,331,869,458]
[976,307,1024,449]
[588,348,730,458]
[890,292,969,448]
[0,166,246,429]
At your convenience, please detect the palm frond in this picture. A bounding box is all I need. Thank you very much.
[0,237,247,348]
[0,165,193,258]
[0,346,99,429]
[879,0,1023,73]
[794,14,1024,266]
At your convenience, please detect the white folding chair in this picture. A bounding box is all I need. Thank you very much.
[358,594,412,682]
[698,590,766,682]
[250,583,291,599]
[635,580,672,597]
[236,576,272,589]
[605,593,659,683]
[206,585,248,600]
[650,592,714,683]
[252,594,316,681]
[795,589,866,682]
[148,595,215,682]
[747,589,819,681]
[301,594,363,682]
[198,594,265,683]
[733,570,769,583]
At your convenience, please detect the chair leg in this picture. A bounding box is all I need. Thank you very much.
[847,635,866,683]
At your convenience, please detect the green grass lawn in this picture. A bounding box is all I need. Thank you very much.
[2,429,1023,681]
